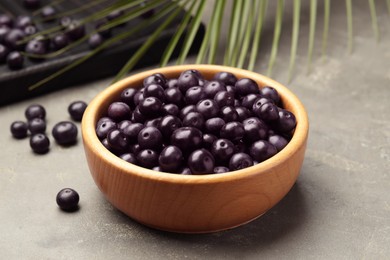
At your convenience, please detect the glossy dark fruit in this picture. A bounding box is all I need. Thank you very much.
[205,117,225,135]
[214,90,235,107]
[117,120,132,132]
[0,44,10,63]
[56,188,79,212]
[138,96,163,117]
[23,25,37,36]
[25,104,46,120]
[211,138,235,163]
[52,33,70,50]
[213,71,237,86]
[241,94,260,109]
[122,122,143,143]
[256,102,279,122]
[96,117,113,127]
[243,117,268,143]
[143,74,166,88]
[171,127,202,152]
[166,78,178,88]
[182,111,204,130]
[196,99,219,119]
[30,133,50,154]
[185,86,205,105]
[225,85,236,96]
[0,14,13,27]
[203,81,226,99]
[133,88,145,105]
[144,84,165,102]
[202,133,217,150]
[158,115,182,139]
[220,106,239,122]
[131,106,146,123]
[220,121,245,141]
[15,15,34,29]
[235,78,260,97]
[59,16,72,28]
[268,134,288,152]
[88,33,104,49]
[276,109,297,133]
[261,86,280,104]
[136,149,158,168]
[41,6,56,21]
[23,0,41,9]
[120,153,137,164]
[159,145,183,172]
[179,104,196,120]
[65,21,85,40]
[233,140,247,153]
[0,27,11,44]
[236,106,252,122]
[52,121,78,145]
[214,166,229,174]
[188,149,215,175]
[177,72,199,94]
[4,29,25,50]
[68,100,87,121]
[250,140,278,162]
[28,118,46,134]
[7,51,24,69]
[120,88,137,108]
[162,103,179,116]
[107,129,128,151]
[164,88,183,107]
[25,39,47,57]
[229,153,253,171]
[96,120,116,139]
[137,126,163,150]
[180,69,203,80]
[107,102,131,122]
[252,97,273,117]
[144,117,162,128]
[10,121,28,139]
[128,143,141,155]
[180,167,192,175]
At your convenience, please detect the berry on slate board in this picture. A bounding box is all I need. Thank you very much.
[52,121,78,145]
[95,70,297,174]
[56,188,79,211]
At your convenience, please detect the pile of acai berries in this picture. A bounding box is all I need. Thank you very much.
[96,70,297,175]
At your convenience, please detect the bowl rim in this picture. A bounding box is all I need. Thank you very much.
[82,64,309,185]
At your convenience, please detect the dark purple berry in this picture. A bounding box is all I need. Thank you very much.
[144,84,165,102]
[196,99,219,119]
[276,109,297,133]
[241,94,260,109]
[138,97,163,117]
[10,121,28,139]
[252,97,273,117]
[41,6,56,21]
[268,134,288,152]
[211,139,235,163]
[30,133,50,154]
[28,118,46,134]
[243,117,268,143]
[180,167,192,175]
[144,117,162,128]
[137,126,163,150]
[235,78,260,97]
[250,140,278,162]
[122,122,143,143]
[0,27,11,45]
[15,16,34,29]
[96,117,113,128]
[229,153,253,171]
[143,74,165,87]
[236,106,252,122]
[96,120,116,139]
[158,115,182,139]
[220,121,244,141]
[59,16,72,28]
[188,149,215,175]
[182,111,204,130]
[131,106,146,123]
[214,91,235,107]
[0,14,13,27]
[56,188,79,212]
[171,127,202,153]
[120,153,137,164]
[7,51,24,70]
[220,106,239,122]
[52,33,70,50]
[120,88,137,108]
[179,104,196,120]
[117,120,132,132]
[177,72,199,94]
[23,25,37,36]
[162,103,179,116]
[0,44,10,63]
[166,78,178,88]
[159,145,183,172]
[25,39,47,57]
[205,117,225,135]
[4,29,25,50]
[88,33,104,49]
[180,69,203,80]
[165,87,183,106]
[202,133,217,150]
[52,121,78,145]
[213,71,237,86]
[65,21,85,40]
[256,102,279,122]
[214,166,229,174]
[107,129,128,151]
[68,101,87,121]
[261,86,280,104]
[203,81,226,99]
[136,149,158,168]
[107,102,131,122]
[185,86,206,105]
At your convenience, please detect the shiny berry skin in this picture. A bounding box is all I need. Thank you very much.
[96,117,113,128]
[138,97,163,117]
[182,111,204,130]
[257,102,279,122]
[252,97,273,117]
[0,44,9,63]
[205,117,225,135]
[181,69,203,80]
[268,134,288,151]
[59,16,72,28]
[203,81,226,99]
[144,117,162,128]
[65,21,85,40]
[162,104,179,116]
[241,94,260,109]
[96,120,116,139]
[120,88,137,108]
[25,39,47,57]
[202,133,217,150]
[137,126,163,150]
[214,166,229,174]
[52,121,78,145]
[188,149,215,175]
[30,133,50,154]
[15,16,34,29]
[158,145,183,172]
[166,78,178,88]
[261,86,280,104]
[220,121,245,141]
[179,105,196,120]
[41,6,56,21]
[229,153,253,171]
[7,51,24,70]
[4,29,25,50]
[165,87,183,106]
[120,153,137,164]
[88,33,104,49]
[243,117,268,143]
[144,84,165,102]
[235,78,260,97]
[180,167,192,175]
[28,118,46,134]
[220,106,239,122]
[213,71,237,86]
[171,127,202,153]
[143,74,166,87]
[136,149,158,168]
[0,14,13,27]
[25,104,46,120]
[107,129,128,151]
[158,115,182,139]
[211,139,235,163]
[276,109,297,133]
[68,101,87,121]
[196,99,219,119]
[131,106,146,123]
[10,121,28,139]
[117,120,132,132]
[56,188,79,212]
[177,72,199,94]
[185,86,206,105]
[236,106,252,122]
[23,25,37,36]
[250,140,277,162]
[122,122,143,143]
[23,0,41,9]
[52,33,70,50]
[214,91,235,107]
[107,102,131,122]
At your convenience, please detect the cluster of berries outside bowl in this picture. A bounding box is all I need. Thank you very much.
[82,64,309,233]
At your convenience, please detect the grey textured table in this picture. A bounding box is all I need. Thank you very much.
[1,1,389,259]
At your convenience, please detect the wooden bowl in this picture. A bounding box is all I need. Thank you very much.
[81,64,309,233]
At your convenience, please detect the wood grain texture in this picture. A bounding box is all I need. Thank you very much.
[81,64,309,233]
